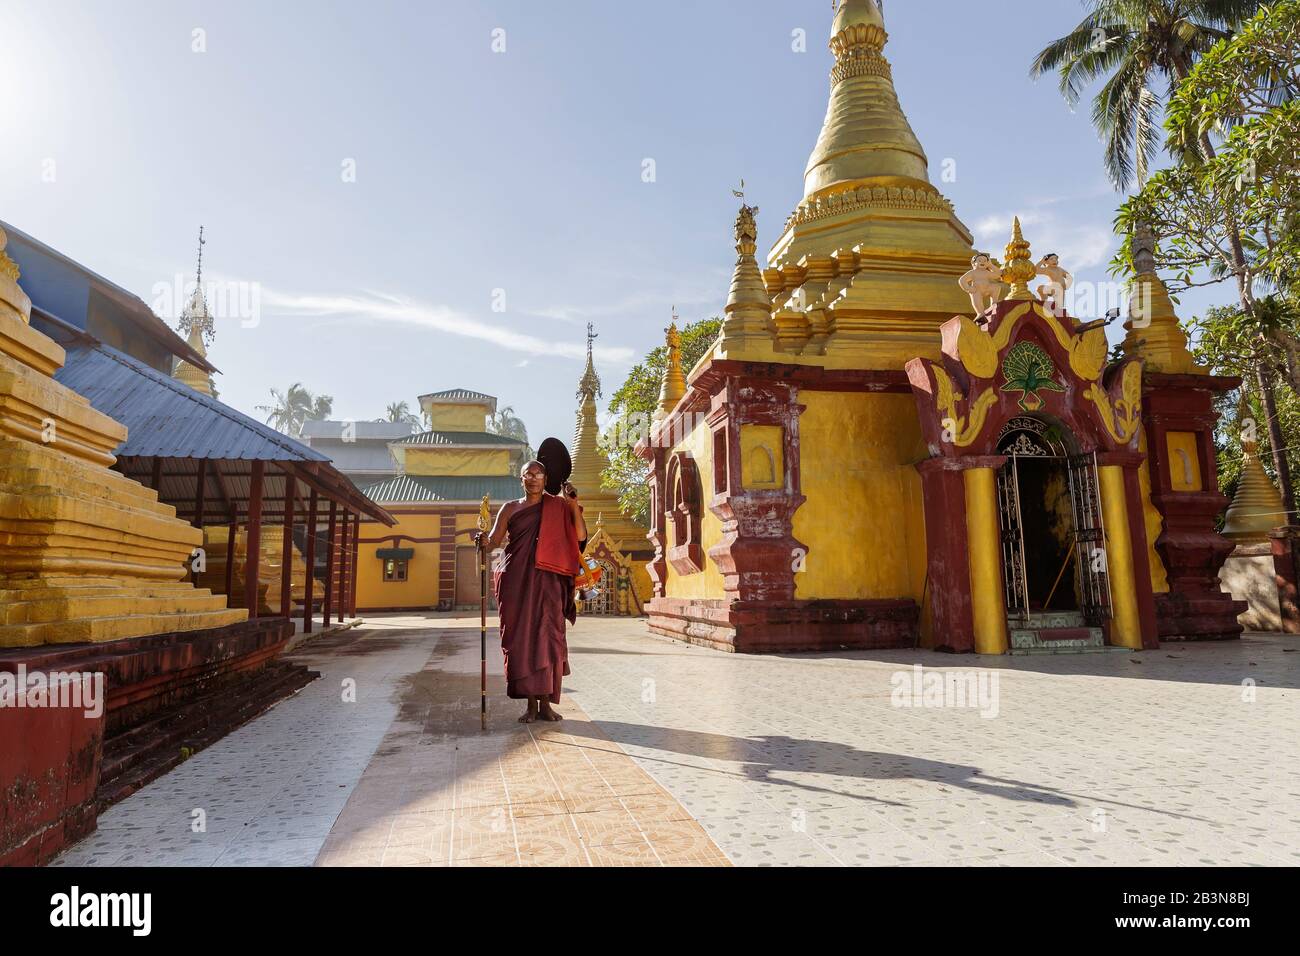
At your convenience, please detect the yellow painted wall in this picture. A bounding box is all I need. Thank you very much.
[1166,431,1203,491]
[423,403,489,432]
[663,418,727,599]
[404,447,512,477]
[355,513,443,609]
[1137,428,1170,593]
[792,391,928,602]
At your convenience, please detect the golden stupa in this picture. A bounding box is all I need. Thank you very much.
[1222,399,1286,544]
[747,0,975,370]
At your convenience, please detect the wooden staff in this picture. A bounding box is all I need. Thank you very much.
[478,494,490,731]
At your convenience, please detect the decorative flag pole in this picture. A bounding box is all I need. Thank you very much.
[478,494,490,731]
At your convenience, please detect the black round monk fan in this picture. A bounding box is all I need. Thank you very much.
[536,437,573,497]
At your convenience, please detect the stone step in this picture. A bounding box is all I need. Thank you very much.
[1008,645,1128,655]
[1009,622,1105,652]
[0,589,232,625]
[1018,610,1086,629]
[0,607,248,648]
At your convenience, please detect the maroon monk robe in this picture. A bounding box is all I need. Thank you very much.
[494,498,577,703]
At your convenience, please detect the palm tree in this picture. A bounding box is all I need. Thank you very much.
[257,383,334,437]
[1030,0,1260,190]
[487,405,529,443]
[384,400,421,427]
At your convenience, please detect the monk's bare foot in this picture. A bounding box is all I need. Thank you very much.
[537,703,562,721]
[518,710,535,723]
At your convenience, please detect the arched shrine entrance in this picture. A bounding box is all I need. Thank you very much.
[905,299,1160,654]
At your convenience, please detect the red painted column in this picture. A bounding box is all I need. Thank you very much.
[281,474,297,620]
[304,490,318,634]
[245,461,265,618]
[915,457,979,653]
[337,512,351,623]
[350,514,361,617]
[1270,527,1300,634]
[323,500,337,625]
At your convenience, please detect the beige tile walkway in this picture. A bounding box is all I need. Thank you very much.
[314,617,728,867]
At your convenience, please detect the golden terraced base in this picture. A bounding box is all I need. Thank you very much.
[0,254,246,648]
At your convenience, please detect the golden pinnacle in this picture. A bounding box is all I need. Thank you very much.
[1000,217,1036,301]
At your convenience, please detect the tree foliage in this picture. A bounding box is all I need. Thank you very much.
[257,383,334,438]
[598,317,723,524]
[1029,0,1261,190]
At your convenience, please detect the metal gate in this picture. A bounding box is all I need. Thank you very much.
[996,455,1030,623]
[1066,452,1112,625]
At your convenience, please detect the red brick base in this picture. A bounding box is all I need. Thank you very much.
[646,597,917,653]
[0,617,305,866]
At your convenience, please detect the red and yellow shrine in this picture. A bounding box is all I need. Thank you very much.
[637,0,1243,654]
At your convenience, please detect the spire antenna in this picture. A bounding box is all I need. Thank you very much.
[195,225,206,288]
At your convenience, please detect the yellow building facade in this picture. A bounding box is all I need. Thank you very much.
[637,0,1245,654]
[355,389,527,611]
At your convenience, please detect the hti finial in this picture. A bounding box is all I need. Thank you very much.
[195,225,206,287]
[1000,216,1037,301]
[585,321,598,357]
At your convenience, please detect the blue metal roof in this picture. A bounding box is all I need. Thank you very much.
[54,342,330,462]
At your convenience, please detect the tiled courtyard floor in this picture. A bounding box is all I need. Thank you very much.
[51,613,1300,867]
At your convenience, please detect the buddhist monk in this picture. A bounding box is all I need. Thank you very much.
[478,460,587,723]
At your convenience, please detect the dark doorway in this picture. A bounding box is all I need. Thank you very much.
[1013,457,1078,611]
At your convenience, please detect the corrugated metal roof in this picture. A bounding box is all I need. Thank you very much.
[2,219,217,375]
[393,429,527,447]
[301,420,416,440]
[360,474,522,503]
[54,342,331,461]
[418,388,496,403]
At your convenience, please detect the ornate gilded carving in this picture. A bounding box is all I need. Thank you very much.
[783,180,953,231]
[1000,217,1037,301]
[956,313,998,378]
[933,366,997,446]
[1000,341,1065,412]
[1085,361,1143,443]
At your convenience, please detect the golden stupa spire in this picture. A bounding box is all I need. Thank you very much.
[717,201,775,359]
[1000,217,1037,302]
[655,310,687,419]
[173,226,216,397]
[1222,394,1286,543]
[570,323,610,496]
[1120,220,1203,373]
[803,0,929,198]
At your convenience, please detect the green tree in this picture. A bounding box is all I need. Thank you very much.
[486,405,529,445]
[599,317,722,524]
[1114,2,1300,516]
[1030,0,1259,190]
[384,400,421,427]
[257,383,334,438]
[1191,301,1300,516]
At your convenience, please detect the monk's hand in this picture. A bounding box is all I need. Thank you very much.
[562,481,579,500]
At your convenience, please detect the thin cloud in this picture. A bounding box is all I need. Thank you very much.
[258,287,635,362]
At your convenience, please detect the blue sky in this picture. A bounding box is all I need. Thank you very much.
[0,0,1230,447]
